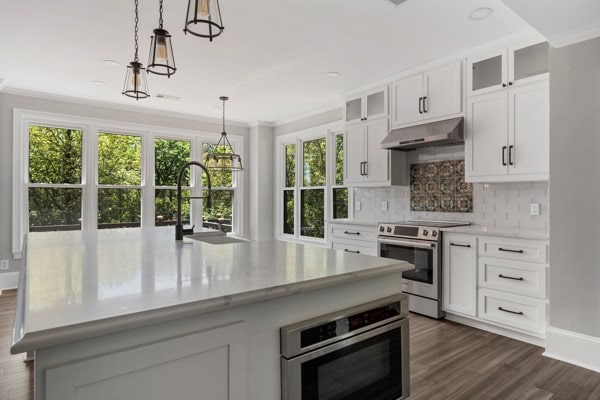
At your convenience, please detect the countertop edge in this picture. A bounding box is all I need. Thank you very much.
[11,261,412,354]
[441,226,549,240]
[325,220,379,228]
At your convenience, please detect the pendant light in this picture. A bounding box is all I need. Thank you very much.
[122,0,150,100]
[184,0,224,41]
[205,96,243,172]
[148,0,176,77]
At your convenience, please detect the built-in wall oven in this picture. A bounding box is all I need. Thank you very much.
[280,294,410,400]
[377,221,470,319]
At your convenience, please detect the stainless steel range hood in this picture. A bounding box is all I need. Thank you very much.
[381,117,464,150]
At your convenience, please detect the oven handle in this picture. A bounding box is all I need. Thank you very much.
[378,238,436,249]
[282,318,407,364]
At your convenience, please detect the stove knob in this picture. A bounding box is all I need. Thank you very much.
[422,229,429,236]
[379,226,385,232]
[387,227,392,233]
[431,231,438,237]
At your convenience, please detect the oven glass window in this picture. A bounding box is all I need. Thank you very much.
[300,327,403,400]
[381,244,434,284]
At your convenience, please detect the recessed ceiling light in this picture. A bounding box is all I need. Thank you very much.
[102,59,121,67]
[92,80,107,87]
[467,7,493,21]
[326,71,341,78]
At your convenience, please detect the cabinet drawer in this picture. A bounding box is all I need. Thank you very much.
[478,288,546,335]
[332,241,377,256]
[479,257,547,299]
[330,225,378,242]
[479,237,547,263]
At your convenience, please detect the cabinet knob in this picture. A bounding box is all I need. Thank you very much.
[502,83,507,87]
[508,81,513,86]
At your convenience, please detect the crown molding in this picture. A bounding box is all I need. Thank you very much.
[247,120,275,128]
[549,22,600,48]
[272,105,342,127]
[0,86,249,128]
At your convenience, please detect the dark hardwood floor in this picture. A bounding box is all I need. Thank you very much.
[1,289,599,400]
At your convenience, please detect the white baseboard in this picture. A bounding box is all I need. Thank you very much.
[445,312,545,347]
[544,327,600,373]
[0,271,19,292]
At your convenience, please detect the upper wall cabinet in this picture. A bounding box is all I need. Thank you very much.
[467,41,549,96]
[391,61,462,128]
[344,86,389,125]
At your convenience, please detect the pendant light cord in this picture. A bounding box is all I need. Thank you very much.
[222,98,226,134]
[159,0,164,29]
[134,0,140,61]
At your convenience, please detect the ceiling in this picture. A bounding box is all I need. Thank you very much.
[0,0,533,124]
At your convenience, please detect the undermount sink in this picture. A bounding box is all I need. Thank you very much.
[186,235,249,245]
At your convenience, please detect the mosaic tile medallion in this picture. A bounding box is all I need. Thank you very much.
[410,159,473,213]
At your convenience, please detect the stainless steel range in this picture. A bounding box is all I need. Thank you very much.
[377,221,470,319]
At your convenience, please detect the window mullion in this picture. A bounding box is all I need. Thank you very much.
[85,125,98,230]
[142,132,154,227]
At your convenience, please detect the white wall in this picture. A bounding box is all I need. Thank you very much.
[548,37,600,337]
[248,125,274,240]
[0,92,250,274]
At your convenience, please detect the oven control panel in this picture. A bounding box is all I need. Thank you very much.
[378,224,440,240]
[280,294,408,359]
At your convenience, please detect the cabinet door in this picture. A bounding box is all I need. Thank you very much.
[364,118,390,183]
[443,234,477,316]
[509,41,549,87]
[345,94,363,125]
[344,123,365,184]
[392,74,423,126]
[424,61,462,120]
[465,92,508,180]
[364,86,388,121]
[508,82,549,178]
[467,49,508,96]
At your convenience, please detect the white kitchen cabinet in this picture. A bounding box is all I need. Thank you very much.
[345,85,389,125]
[465,80,549,182]
[327,222,378,256]
[392,61,462,127]
[467,40,549,96]
[344,118,407,187]
[443,234,477,317]
[45,321,247,400]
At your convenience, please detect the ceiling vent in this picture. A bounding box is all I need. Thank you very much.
[387,0,407,5]
[155,93,181,101]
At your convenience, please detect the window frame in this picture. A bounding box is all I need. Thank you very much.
[12,109,245,258]
[275,121,346,244]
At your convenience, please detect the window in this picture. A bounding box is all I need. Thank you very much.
[202,143,235,233]
[97,132,142,228]
[332,133,348,219]
[277,123,347,242]
[154,138,191,226]
[28,125,83,232]
[13,110,244,258]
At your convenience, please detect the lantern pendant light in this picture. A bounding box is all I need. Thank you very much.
[122,0,150,100]
[205,96,244,172]
[148,0,176,77]
[184,0,224,41]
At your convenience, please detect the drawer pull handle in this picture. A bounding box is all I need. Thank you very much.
[498,247,524,254]
[344,231,360,235]
[498,306,524,316]
[498,274,524,281]
[450,243,471,248]
[344,249,360,254]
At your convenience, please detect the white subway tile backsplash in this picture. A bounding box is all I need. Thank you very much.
[353,181,548,230]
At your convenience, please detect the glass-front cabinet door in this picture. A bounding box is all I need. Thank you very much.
[468,49,508,95]
[344,86,389,125]
[509,41,549,86]
[345,95,363,124]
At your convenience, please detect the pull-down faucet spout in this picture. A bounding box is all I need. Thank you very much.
[175,161,212,240]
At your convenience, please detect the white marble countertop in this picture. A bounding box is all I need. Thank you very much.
[12,228,412,353]
[441,225,549,240]
[325,219,379,227]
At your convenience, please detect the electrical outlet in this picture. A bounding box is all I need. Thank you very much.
[355,201,361,211]
[0,260,9,270]
[381,201,388,211]
[530,203,540,216]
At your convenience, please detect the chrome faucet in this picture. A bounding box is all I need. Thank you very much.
[176,161,212,240]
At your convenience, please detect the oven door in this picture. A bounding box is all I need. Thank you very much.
[281,319,409,400]
[378,238,439,300]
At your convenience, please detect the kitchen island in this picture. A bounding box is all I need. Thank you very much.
[12,227,413,400]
